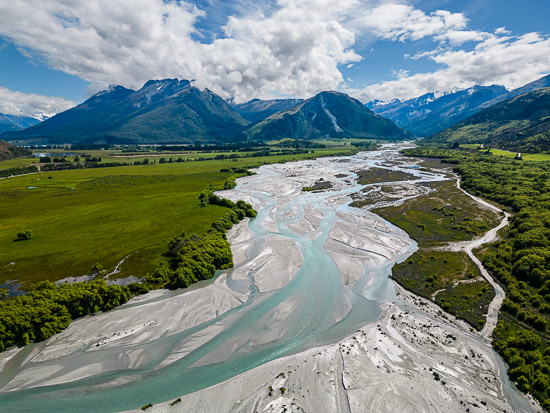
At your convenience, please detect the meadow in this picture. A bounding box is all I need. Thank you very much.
[0,146,356,287]
[459,144,550,161]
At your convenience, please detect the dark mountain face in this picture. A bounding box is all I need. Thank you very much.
[234,98,303,124]
[246,91,412,141]
[2,79,249,145]
[0,114,41,134]
[0,139,32,161]
[367,85,508,137]
[427,87,550,152]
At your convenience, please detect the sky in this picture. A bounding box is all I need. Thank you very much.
[0,0,549,118]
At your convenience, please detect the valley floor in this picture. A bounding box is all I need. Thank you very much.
[0,146,541,412]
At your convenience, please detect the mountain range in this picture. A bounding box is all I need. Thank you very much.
[2,79,249,145]
[2,81,411,145]
[0,114,42,134]
[367,74,550,138]
[367,85,508,137]
[3,73,550,151]
[245,91,411,141]
[426,87,550,152]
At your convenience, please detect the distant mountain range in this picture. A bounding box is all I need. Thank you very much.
[2,80,411,145]
[2,79,249,145]
[367,74,550,138]
[4,73,549,149]
[0,114,42,134]
[246,91,412,141]
[367,85,508,137]
[426,87,550,152]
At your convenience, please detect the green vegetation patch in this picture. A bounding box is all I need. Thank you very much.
[392,250,494,330]
[493,318,550,409]
[375,179,500,246]
[355,168,416,185]
[0,280,131,351]
[302,179,333,192]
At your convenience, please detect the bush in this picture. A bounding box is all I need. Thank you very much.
[16,230,33,240]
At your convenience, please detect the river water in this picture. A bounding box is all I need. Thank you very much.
[0,144,535,412]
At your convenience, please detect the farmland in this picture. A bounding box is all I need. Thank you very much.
[0,146,357,287]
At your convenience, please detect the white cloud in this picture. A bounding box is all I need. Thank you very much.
[348,33,550,101]
[0,0,549,109]
[434,30,489,45]
[0,0,361,104]
[355,4,467,42]
[0,87,75,119]
[495,27,511,35]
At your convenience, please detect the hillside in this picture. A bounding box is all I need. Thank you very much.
[234,98,303,124]
[0,140,32,161]
[427,87,550,152]
[246,91,411,141]
[367,85,508,137]
[2,79,250,145]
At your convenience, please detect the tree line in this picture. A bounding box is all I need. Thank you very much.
[0,280,131,351]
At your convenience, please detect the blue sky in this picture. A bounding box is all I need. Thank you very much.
[0,0,549,118]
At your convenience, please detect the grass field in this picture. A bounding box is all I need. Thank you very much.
[1,147,356,287]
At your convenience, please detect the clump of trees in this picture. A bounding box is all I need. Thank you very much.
[0,280,131,351]
[144,199,256,290]
[0,166,38,178]
[16,230,33,240]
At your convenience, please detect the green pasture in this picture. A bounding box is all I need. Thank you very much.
[0,157,40,170]
[0,147,355,287]
[459,144,550,161]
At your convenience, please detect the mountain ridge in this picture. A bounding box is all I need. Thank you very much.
[367,85,508,137]
[426,87,550,152]
[246,91,412,141]
[0,114,42,134]
[0,139,33,161]
[234,98,304,124]
[2,79,249,145]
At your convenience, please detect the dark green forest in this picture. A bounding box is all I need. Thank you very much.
[404,147,550,409]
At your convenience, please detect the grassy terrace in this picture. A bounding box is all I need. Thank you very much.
[362,167,501,330]
[0,147,356,287]
[375,179,501,246]
[393,250,494,330]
